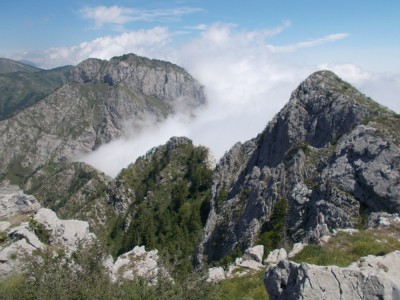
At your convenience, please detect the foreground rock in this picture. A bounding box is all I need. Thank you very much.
[34,208,95,252]
[107,245,168,284]
[264,251,400,300]
[0,205,94,279]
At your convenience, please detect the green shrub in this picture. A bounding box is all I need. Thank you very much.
[210,270,268,300]
[257,199,288,255]
[28,217,50,244]
[0,241,217,300]
[0,230,7,244]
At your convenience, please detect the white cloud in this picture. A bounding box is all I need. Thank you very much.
[80,5,203,29]
[318,63,372,84]
[185,24,208,31]
[78,115,192,177]
[80,6,135,28]
[266,33,350,52]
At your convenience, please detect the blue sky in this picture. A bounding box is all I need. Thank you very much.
[1,0,400,175]
[1,0,399,71]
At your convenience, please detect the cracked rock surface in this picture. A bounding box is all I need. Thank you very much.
[264,251,400,300]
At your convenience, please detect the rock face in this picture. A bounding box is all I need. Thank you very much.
[0,53,205,177]
[197,70,400,264]
[264,251,400,300]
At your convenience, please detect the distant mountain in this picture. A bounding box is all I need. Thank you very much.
[17,59,39,68]
[0,58,41,74]
[0,53,205,184]
[0,65,73,120]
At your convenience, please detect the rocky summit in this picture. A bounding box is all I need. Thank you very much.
[196,70,400,264]
[1,54,399,299]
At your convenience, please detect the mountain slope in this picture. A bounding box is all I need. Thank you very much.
[0,54,205,183]
[0,58,40,74]
[108,137,213,275]
[197,70,400,264]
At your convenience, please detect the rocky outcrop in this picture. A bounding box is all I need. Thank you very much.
[0,53,205,176]
[243,245,264,263]
[197,70,400,264]
[0,181,40,218]
[264,251,400,300]
[107,245,167,283]
[367,212,400,228]
[34,208,94,252]
[0,200,94,279]
[265,248,288,265]
[69,54,205,107]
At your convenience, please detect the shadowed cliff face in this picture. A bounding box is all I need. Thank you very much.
[197,70,400,264]
[0,54,205,181]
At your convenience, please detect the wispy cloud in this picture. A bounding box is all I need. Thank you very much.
[185,24,208,31]
[80,6,134,28]
[266,32,350,52]
[80,5,203,29]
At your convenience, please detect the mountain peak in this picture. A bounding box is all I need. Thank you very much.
[290,70,392,117]
[0,57,41,74]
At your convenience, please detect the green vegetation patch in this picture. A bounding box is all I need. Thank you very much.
[28,217,51,244]
[293,228,400,267]
[210,270,268,300]
[0,66,71,120]
[257,198,289,256]
[110,141,213,276]
[0,242,216,300]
